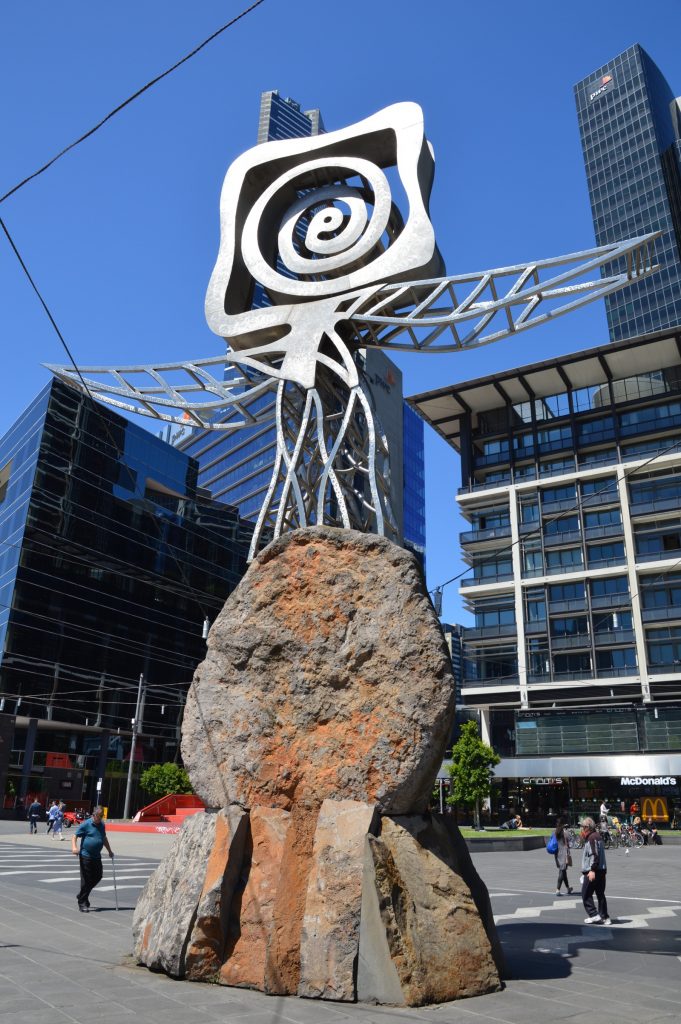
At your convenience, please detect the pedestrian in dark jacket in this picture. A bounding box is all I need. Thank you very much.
[580,816,611,925]
[554,816,573,895]
[71,806,113,912]
[27,799,42,835]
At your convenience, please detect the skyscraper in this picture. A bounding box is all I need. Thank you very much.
[0,379,252,815]
[575,44,681,341]
[180,92,425,558]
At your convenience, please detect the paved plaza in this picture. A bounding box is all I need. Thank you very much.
[0,820,679,1023]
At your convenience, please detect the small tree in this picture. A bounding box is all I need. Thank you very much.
[139,762,193,799]
[446,721,500,830]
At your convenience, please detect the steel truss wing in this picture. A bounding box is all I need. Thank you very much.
[44,355,277,431]
[343,233,660,351]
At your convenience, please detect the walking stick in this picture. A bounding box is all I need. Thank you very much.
[110,854,119,911]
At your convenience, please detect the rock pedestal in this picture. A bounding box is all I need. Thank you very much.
[132,528,504,1004]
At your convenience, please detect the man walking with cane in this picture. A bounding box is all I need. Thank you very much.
[71,806,113,912]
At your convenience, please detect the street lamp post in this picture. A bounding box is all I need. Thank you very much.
[123,673,144,820]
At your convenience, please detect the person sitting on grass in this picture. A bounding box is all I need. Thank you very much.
[500,814,528,830]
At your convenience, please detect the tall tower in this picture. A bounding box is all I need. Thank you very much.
[575,44,681,341]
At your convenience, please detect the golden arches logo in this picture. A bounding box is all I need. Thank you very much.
[641,796,668,822]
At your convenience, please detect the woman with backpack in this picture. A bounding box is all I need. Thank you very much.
[549,816,573,896]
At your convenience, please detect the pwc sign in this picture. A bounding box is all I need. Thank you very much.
[589,74,615,102]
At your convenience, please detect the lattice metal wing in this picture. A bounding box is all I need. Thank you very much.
[343,234,660,352]
[44,355,278,432]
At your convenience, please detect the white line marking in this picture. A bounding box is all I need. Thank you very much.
[489,887,681,904]
[42,873,152,883]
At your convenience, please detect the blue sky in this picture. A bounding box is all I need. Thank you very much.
[1,1,680,623]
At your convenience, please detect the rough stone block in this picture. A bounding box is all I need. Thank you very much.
[219,806,290,989]
[357,814,502,1005]
[133,811,233,977]
[263,802,319,995]
[298,799,377,1001]
[184,807,249,980]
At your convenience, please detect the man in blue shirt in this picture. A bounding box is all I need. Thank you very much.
[71,806,114,912]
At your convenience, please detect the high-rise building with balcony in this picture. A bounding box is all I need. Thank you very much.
[179,91,425,558]
[575,44,681,341]
[411,329,681,824]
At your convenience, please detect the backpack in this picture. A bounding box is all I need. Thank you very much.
[546,833,559,855]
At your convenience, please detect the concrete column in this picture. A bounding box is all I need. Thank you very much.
[479,707,492,746]
[617,464,651,702]
[19,718,38,801]
[509,484,529,708]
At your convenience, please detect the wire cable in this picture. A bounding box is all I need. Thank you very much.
[0,0,268,206]
[0,214,249,626]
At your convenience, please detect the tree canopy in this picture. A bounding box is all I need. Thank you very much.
[139,762,192,799]
[446,721,500,819]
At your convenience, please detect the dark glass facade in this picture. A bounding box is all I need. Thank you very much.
[575,44,681,341]
[0,379,251,815]
[403,403,426,561]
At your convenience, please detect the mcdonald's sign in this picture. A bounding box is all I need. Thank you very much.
[641,796,669,822]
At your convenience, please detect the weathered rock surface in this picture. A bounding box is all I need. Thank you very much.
[220,806,290,989]
[298,799,377,1001]
[133,809,246,977]
[182,527,456,814]
[184,808,249,981]
[357,815,503,1005]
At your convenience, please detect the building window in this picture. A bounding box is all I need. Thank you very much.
[596,648,637,673]
[584,508,622,528]
[523,540,543,575]
[535,392,571,420]
[546,547,583,570]
[544,514,579,536]
[519,496,539,523]
[587,542,625,566]
[541,483,576,504]
[550,616,589,637]
[647,626,681,669]
[593,610,633,632]
[525,588,546,622]
[577,415,615,443]
[548,581,585,601]
[581,475,618,499]
[539,457,575,477]
[635,524,681,557]
[553,652,592,676]
[572,386,602,413]
[641,574,681,609]
[590,575,629,598]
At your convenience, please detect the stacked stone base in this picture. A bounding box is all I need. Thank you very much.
[132,802,503,1006]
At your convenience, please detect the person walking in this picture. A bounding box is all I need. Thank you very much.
[27,798,42,835]
[51,802,65,841]
[46,800,59,834]
[553,816,573,896]
[71,807,113,912]
[580,816,611,925]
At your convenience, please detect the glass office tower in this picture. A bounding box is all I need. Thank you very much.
[0,379,251,815]
[575,44,681,341]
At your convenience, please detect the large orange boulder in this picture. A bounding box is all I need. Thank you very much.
[182,527,456,814]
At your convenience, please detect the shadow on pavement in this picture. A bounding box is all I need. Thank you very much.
[498,921,681,981]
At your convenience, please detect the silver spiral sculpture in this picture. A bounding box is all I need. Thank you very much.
[48,103,661,559]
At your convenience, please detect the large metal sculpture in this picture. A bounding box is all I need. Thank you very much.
[48,103,659,558]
